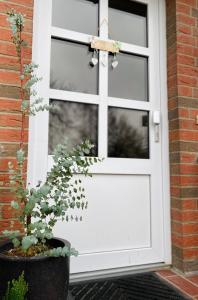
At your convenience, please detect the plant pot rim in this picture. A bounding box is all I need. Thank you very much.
[0,237,70,262]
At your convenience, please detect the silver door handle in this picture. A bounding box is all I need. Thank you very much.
[153,111,160,142]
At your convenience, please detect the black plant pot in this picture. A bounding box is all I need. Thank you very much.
[0,238,70,300]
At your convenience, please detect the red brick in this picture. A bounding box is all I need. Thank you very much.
[178,108,189,118]
[172,209,182,222]
[0,128,28,143]
[0,55,20,71]
[193,88,198,98]
[178,86,193,97]
[0,191,15,203]
[0,99,21,112]
[0,28,32,45]
[183,248,198,260]
[187,275,198,285]
[180,152,197,162]
[4,0,33,8]
[0,2,33,19]
[180,130,198,141]
[177,55,195,67]
[180,175,198,185]
[183,223,198,234]
[182,211,198,222]
[177,0,197,6]
[166,276,198,297]
[0,114,28,128]
[177,24,192,35]
[177,33,195,46]
[181,199,197,209]
[177,44,194,56]
[178,65,198,77]
[176,3,191,15]
[1,205,18,219]
[0,42,31,58]
[180,119,198,130]
[0,70,20,85]
[177,14,196,26]
[156,270,177,278]
[0,14,32,33]
[180,164,198,175]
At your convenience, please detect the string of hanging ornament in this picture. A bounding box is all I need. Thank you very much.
[89,17,121,69]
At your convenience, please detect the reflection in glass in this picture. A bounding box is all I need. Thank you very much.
[109,0,147,47]
[50,39,98,95]
[108,107,149,158]
[49,100,98,156]
[52,0,98,36]
[108,53,148,101]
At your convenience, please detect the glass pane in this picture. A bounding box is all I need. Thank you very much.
[108,107,149,158]
[50,39,98,95]
[52,0,99,36]
[109,0,147,47]
[49,100,98,156]
[108,53,148,101]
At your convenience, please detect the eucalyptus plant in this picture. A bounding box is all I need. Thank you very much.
[2,10,100,256]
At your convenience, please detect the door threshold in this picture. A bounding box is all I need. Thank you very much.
[70,263,171,283]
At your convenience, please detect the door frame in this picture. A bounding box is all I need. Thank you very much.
[28,0,171,278]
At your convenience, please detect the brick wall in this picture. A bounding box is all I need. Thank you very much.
[0,0,33,235]
[167,0,198,273]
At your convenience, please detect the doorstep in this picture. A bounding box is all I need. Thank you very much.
[156,269,198,299]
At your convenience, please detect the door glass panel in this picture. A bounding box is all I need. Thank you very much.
[108,53,148,101]
[108,107,149,158]
[52,0,99,36]
[109,0,147,47]
[50,39,98,95]
[49,100,98,156]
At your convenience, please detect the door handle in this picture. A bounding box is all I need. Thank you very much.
[152,111,160,142]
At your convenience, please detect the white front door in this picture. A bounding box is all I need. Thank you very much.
[29,0,170,276]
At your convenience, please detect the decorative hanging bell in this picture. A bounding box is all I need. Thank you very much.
[112,53,118,69]
[90,49,98,67]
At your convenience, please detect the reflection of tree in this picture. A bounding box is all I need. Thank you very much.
[50,73,78,93]
[49,100,97,156]
[108,111,149,158]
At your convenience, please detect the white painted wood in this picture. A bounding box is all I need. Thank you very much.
[71,263,170,282]
[29,0,171,276]
[27,0,52,186]
[158,0,171,265]
[54,175,151,254]
[50,89,100,105]
[51,27,91,45]
[48,156,151,175]
[107,97,151,111]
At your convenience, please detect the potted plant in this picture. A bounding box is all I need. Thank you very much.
[0,11,99,300]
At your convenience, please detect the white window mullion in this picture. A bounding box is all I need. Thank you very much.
[51,27,91,45]
[49,89,100,105]
[98,0,108,158]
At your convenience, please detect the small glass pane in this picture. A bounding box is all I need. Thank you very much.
[50,39,98,95]
[52,0,99,36]
[49,100,98,156]
[108,107,149,158]
[109,0,147,47]
[108,53,148,101]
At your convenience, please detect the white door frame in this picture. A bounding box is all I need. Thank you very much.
[28,0,171,277]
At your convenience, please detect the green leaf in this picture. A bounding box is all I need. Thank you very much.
[12,238,20,248]
[21,236,38,251]
[11,201,19,210]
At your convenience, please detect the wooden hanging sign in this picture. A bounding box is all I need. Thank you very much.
[91,38,121,53]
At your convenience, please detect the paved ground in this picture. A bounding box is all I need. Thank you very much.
[156,269,198,300]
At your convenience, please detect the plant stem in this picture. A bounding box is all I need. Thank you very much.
[18,27,31,233]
